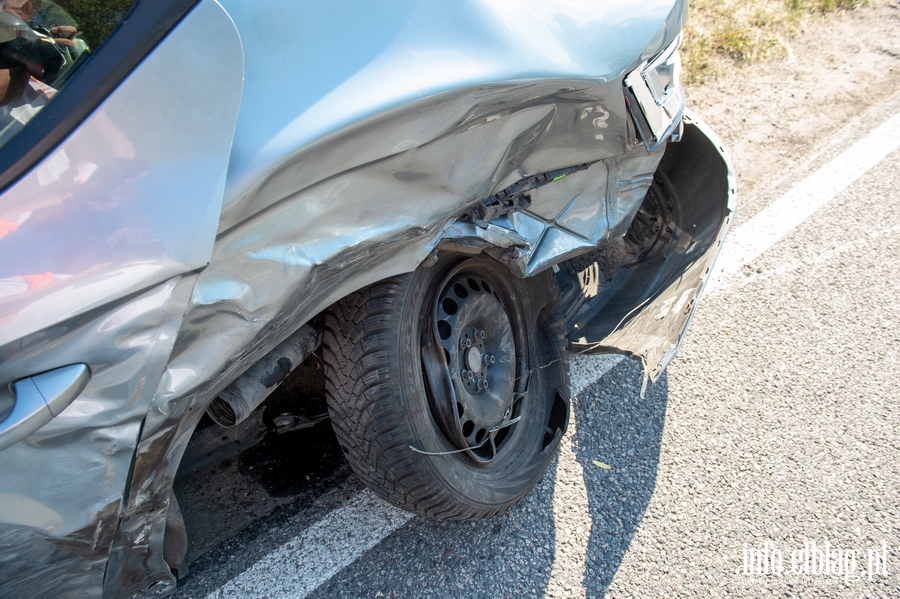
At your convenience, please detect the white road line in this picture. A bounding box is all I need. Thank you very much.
[710,110,900,290]
[204,358,618,599]
[548,109,900,597]
[207,110,900,599]
[569,353,625,395]
[205,490,412,599]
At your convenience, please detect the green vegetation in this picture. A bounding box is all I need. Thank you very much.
[51,0,135,50]
[683,0,869,83]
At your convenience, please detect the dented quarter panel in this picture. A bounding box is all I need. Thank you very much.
[109,5,689,593]
[217,0,687,229]
[153,0,687,416]
[508,144,665,275]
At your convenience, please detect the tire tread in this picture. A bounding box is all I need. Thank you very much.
[324,267,568,520]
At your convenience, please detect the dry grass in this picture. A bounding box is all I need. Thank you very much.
[682,0,870,83]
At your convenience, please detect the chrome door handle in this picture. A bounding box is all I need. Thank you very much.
[0,364,90,452]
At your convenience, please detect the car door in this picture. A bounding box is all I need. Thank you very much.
[0,1,243,596]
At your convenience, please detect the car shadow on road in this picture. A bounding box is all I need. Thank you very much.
[310,453,559,599]
[569,357,669,598]
[306,357,667,599]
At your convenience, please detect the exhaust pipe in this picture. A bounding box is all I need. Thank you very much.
[207,323,322,427]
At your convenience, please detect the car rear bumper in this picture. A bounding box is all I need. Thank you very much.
[567,110,736,380]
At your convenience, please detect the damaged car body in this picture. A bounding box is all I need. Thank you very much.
[0,0,734,596]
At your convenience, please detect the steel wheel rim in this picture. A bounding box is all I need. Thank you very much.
[424,263,521,463]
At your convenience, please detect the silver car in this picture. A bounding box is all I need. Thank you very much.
[0,0,733,596]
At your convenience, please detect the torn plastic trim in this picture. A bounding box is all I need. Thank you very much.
[431,219,530,276]
[465,162,596,228]
[565,110,735,381]
[438,145,664,280]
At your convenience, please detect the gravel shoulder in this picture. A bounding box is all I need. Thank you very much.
[688,1,900,224]
[605,124,900,599]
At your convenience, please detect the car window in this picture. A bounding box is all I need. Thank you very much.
[0,0,135,148]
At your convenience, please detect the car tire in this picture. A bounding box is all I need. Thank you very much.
[323,253,570,519]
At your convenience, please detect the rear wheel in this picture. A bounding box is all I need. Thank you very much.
[323,253,569,519]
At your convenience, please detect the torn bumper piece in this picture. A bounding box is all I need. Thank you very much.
[568,111,736,380]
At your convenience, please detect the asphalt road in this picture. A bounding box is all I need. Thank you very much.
[173,93,900,599]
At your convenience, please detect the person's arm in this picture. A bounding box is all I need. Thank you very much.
[0,67,27,105]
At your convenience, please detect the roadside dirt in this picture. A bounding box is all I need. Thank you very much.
[686,1,900,224]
